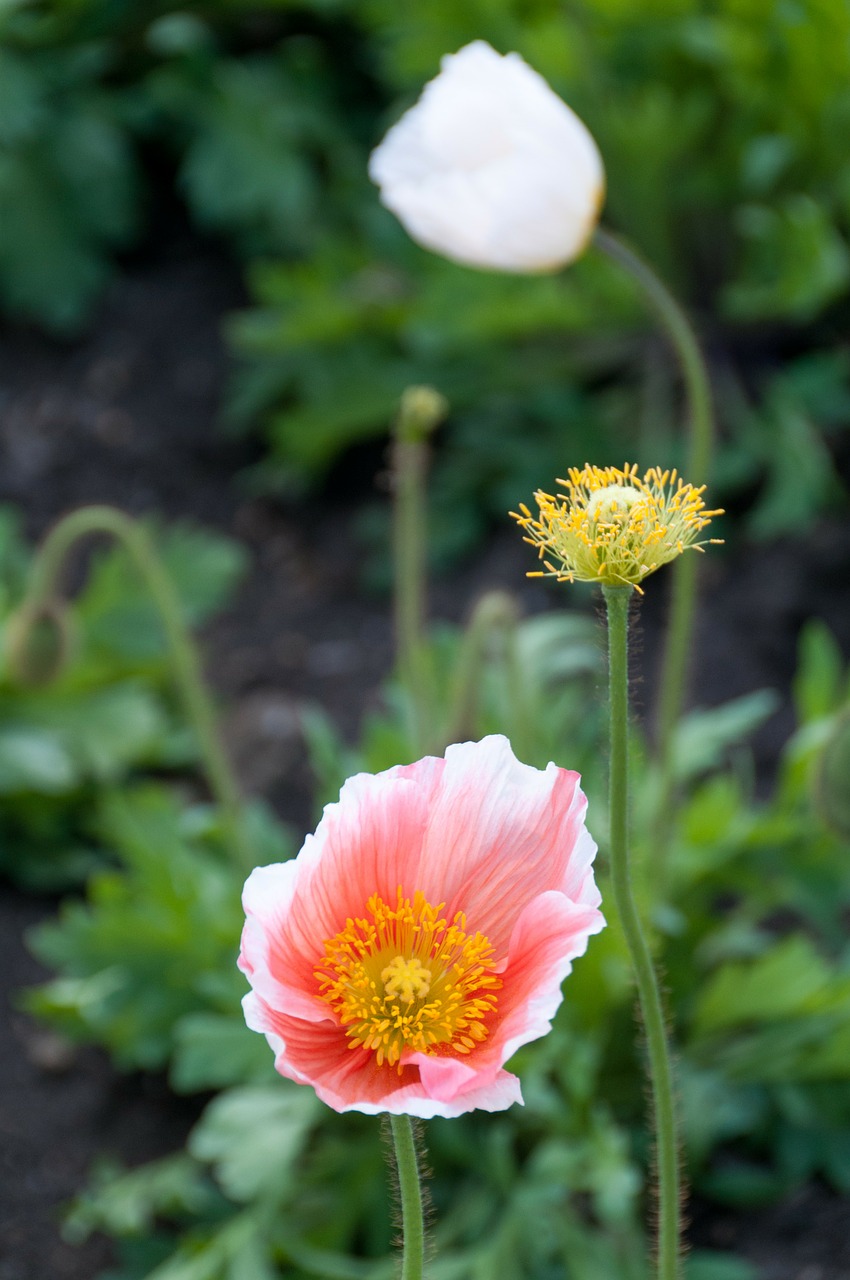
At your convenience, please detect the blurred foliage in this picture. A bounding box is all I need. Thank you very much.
[21,603,850,1278]
[0,506,246,888]
[2,0,849,549]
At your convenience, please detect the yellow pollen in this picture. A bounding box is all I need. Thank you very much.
[314,889,501,1072]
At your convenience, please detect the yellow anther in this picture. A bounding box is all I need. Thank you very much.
[314,889,500,1073]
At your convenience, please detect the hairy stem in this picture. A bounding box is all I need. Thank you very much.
[389,1115,426,1280]
[603,585,681,1280]
[593,227,715,849]
[24,506,244,859]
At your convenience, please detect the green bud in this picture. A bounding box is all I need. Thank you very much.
[5,601,75,687]
[395,386,449,444]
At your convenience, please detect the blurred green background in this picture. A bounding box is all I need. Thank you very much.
[3,4,850,1278]
[2,0,848,559]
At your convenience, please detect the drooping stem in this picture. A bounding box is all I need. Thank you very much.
[593,227,714,831]
[389,1114,426,1280]
[592,227,713,482]
[391,387,447,754]
[602,585,681,1280]
[23,506,244,858]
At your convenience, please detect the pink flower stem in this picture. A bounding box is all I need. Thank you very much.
[21,505,245,862]
[389,1114,426,1280]
[603,584,681,1280]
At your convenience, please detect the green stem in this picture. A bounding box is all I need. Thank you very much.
[446,591,532,758]
[592,227,713,482]
[24,506,244,859]
[603,585,681,1280]
[389,1115,426,1280]
[593,227,715,825]
[392,433,431,751]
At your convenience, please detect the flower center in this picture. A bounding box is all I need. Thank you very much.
[315,889,501,1070]
[585,483,644,525]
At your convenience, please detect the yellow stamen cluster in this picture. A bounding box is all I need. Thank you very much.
[511,464,723,593]
[315,889,501,1071]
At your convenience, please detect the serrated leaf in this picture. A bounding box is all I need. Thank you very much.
[692,936,835,1036]
[171,1014,276,1094]
[672,691,780,782]
[64,1155,211,1243]
[188,1085,319,1203]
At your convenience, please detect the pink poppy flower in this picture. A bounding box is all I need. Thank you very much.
[238,735,603,1118]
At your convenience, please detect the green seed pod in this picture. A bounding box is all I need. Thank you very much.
[814,708,850,841]
[5,601,75,687]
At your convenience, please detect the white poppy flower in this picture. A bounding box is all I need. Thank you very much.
[369,41,605,274]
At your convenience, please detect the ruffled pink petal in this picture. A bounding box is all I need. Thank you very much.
[239,736,604,1116]
[244,991,521,1117]
[415,737,595,952]
[463,890,604,1077]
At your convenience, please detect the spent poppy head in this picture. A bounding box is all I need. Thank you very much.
[239,735,603,1117]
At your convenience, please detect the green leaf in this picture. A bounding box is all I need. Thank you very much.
[692,935,837,1037]
[724,195,850,321]
[686,1252,757,1280]
[793,620,846,723]
[64,1155,212,1243]
[76,523,247,666]
[171,1014,276,1094]
[672,691,780,782]
[0,724,76,792]
[188,1085,319,1204]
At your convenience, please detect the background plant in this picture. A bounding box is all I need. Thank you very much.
[20,605,850,1278]
[2,0,848,552]
[0,507,245,888]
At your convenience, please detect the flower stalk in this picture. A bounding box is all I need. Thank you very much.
[603,584,681,1280]
[390,1115,426,1280]
[593,227,715,855]
[392,387,447,753]
[21,505,245,862]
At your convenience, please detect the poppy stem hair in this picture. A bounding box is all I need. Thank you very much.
[390,1114,426,1280]
[603,584,682,1278]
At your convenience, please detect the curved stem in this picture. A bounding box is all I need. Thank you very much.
[24,506,244,859]
[592,227,713,482]
[593,228,714,818]
[389,1114,426,1280]
[603,585,681,1280]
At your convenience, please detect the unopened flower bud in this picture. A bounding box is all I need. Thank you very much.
[395,385,449,444]
[370,41,604,273]
[5,601,75,687]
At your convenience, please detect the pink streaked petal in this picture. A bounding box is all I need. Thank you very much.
[238,916,329,1022]
[489,890,604,1067]
[238,737,603,1116]
[416,736,592,951]
[388,1068,524,1118]
[272,762,442,955]
[405,1051,484,1101]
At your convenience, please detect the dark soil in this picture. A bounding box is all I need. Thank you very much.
[1,233,849,1280]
